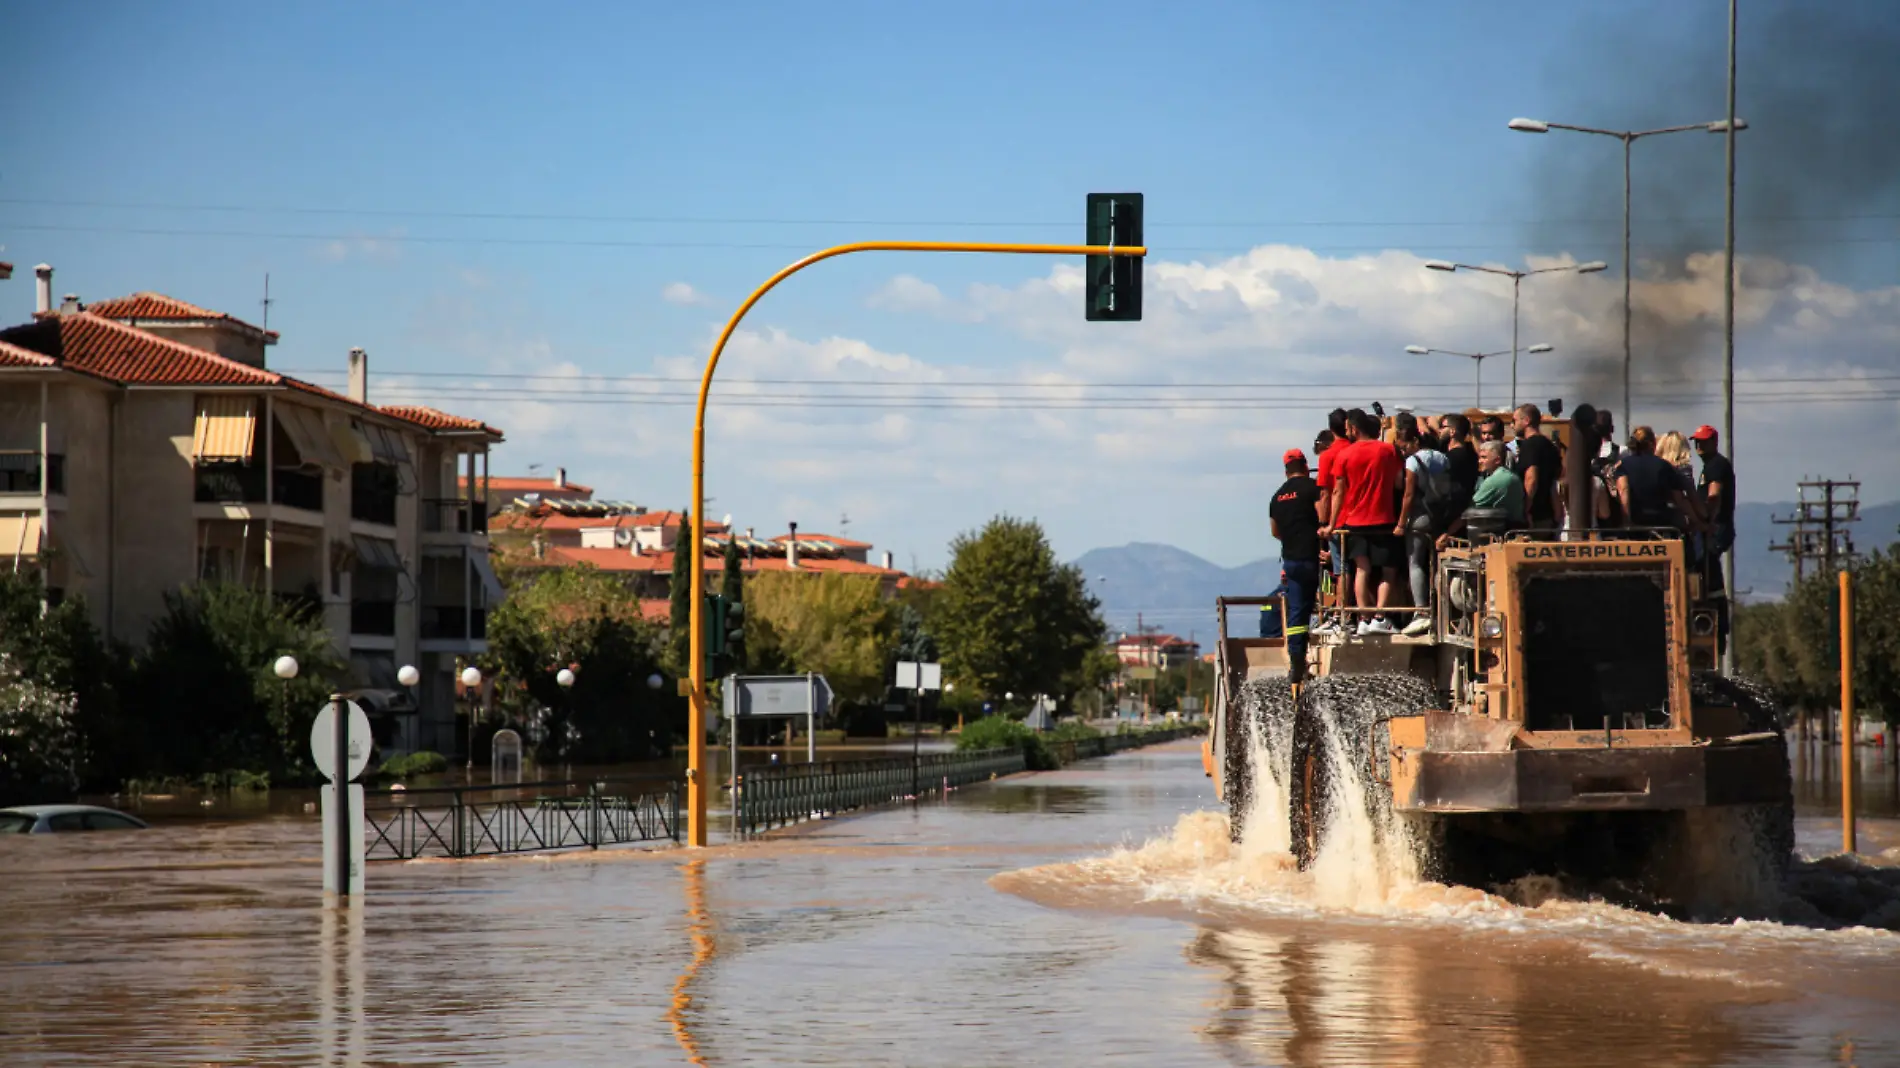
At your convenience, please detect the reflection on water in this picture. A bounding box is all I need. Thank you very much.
[669,859,714,1067]
[4,743,1899,1066]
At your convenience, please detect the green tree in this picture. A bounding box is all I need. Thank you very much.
[0,652,85,803]
[1735,547,1900,734]
[745,571,896,703]
[0,572,126,786]
[934,516,1107,707]
[485,564,681,761]
[127,583,341,780]
[667,510,694,676]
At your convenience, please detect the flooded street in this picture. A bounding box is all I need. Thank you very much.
[5,741,1899,1066]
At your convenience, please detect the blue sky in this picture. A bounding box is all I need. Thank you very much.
[3,1,1896,579]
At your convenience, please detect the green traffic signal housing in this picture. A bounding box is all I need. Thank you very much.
[1086,192,1143,322]
[703,594,745,674]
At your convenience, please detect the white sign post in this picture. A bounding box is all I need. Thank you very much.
[895,661,944,800]
[312,696,372,899]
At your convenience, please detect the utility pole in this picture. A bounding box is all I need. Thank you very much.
[1770,478,1860,586]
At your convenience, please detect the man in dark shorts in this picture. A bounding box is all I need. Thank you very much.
[1269,448,1321,680]
[1322,410,1402,635]
[1512,403,1562,529]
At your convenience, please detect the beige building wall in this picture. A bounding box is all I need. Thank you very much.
[111,391,198,644]
[57,383,115,633]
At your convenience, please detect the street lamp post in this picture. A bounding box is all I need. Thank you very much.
[1423,260,1605,409]
[459,665,483,777]
[1506,115,1745,427]
[273,656,298,743]
[1405,344,1554,409]
[556,666,576,762]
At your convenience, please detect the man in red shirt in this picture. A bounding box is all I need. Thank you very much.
[1312,409,1353,620]
[1321,410,1403,634]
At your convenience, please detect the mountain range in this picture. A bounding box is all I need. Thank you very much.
[1078,501,1900,641]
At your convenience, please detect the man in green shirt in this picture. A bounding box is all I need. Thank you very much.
[1437,441,1524,547]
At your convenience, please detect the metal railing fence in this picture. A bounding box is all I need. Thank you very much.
[364,776,680,860]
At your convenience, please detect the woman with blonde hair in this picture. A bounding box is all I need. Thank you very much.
[1656,431,1702,523]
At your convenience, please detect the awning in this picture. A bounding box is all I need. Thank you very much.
[366,423,411,466]
[277,405,348,471]
[192,396,257,462]
[470,551,505,606]
[331,418,376,466]
[1,513,43,561]
[352,535,402,572]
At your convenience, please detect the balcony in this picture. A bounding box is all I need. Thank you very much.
[421,498,488,535]
[350,600,397,637]
[420,605,487,641]
[0,451,65,495]
[351,463,399,526]
[194,463,324,512]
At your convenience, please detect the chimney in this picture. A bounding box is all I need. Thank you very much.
[33,265,52,315]
[348,347,368,403]
[882,550,894,571]
[59,294,82,314]
[554,467,566,489]
[787,521,799,569]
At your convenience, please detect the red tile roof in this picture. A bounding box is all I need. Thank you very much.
[772,531,872,549]
[0,313,278,386]
[493,512,640,533]
[532,546,902,578]
[0,311,498,437]
[473,475,597,497]
[380,405,502,436]
[640,599,673,624]
[86,291,278,340]
[0,338,56,368]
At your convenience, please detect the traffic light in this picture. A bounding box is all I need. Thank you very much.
[1085,192,1143,322]
[703,594,745,676]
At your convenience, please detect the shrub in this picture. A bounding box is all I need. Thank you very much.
[955,714,1056,770]
[379,750,450,779]
[0,653,84,803]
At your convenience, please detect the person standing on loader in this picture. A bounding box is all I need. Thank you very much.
[1322,410,1403,635]
[1268,448,1321,681]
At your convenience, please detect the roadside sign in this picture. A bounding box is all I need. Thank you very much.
[310,700,373,782]
[1129,666,1158,680]
[895,661,942,691]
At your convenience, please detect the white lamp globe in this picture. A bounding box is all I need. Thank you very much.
[396,664,420,688]
[273,655,299,680]
[460,666,483,688]
[556,668,576,688]
[647,674,664,690]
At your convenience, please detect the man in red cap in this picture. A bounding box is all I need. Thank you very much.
[1269,447,1322,679]
[1692,425,1735,631]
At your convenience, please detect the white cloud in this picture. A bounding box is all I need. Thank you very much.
[397,242,1900,571]
[662,282,710,306]
[314,231,405,264]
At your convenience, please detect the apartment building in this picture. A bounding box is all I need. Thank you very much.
[0,266,503,756]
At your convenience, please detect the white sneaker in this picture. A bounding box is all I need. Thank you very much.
[1312,621,1340,636]
[1402,616,1433,637]
[1360,618,1395,636]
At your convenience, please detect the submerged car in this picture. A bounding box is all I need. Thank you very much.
[0,805,150,833]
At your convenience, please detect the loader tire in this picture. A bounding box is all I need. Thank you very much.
[1287,672,1440,871]
[1692,671,1795,877]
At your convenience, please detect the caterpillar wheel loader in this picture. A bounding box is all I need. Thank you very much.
[1202,404,1793,890]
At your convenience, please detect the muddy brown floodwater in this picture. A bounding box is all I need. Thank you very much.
[3,741,1898,1066]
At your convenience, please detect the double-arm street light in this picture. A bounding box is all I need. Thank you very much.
[1423,260,1605,410]
[1405,343,1554,408]
[1506,115,1746,427]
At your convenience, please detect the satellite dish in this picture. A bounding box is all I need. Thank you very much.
[614,528,635,547]
[722,513,733,528]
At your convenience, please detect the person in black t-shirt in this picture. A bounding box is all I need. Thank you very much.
[1511,404,1562,528]
[1617,426,1698,529]
[1269,449,1321,680]
[1441,413,1477,507]
[1692,424,1736,603]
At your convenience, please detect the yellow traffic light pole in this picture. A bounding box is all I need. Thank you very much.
[685,240,1146,846]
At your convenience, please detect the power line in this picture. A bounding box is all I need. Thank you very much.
[4,221,1894,254]
[331,390,1900,410]
[281,368,1900,389]
[5,196,1894,229]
